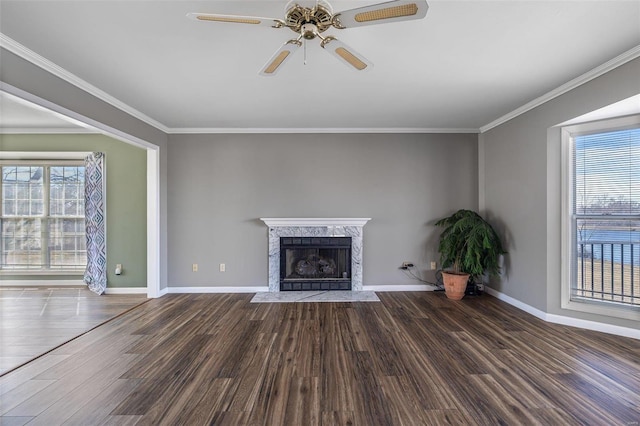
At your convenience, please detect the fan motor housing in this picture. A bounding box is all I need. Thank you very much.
[284,1,334,33]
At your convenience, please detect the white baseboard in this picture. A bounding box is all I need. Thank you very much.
[159,287,169,297]
[363,284,438,292]
[483,287,547,320]
[544,312,640,340]
[484,287,640,340]
[104,287,147,295]
[0,280,84,287]
[166,286,269,294]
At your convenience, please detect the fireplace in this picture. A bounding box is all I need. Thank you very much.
[280,237,352,291]
[260,218,370,292]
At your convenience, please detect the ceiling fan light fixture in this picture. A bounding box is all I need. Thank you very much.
[354,3,419,22]
[188,0,428,74]
[301,23,318,39]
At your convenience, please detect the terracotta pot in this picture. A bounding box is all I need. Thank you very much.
[442,272,470,300]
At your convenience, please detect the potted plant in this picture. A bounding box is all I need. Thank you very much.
[434,209,506,300]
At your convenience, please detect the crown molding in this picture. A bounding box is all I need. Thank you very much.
[0,33,169,134]
[167,127,480,134]
[480,44,640,133]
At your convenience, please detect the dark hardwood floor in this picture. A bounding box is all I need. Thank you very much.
[0,287,147,376]
[1,292,639,425]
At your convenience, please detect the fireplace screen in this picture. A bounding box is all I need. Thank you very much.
[280,237,351,291]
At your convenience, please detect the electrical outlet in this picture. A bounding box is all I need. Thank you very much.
[192,263,198,272]
[430,261,437,270]
[220,263,226,272]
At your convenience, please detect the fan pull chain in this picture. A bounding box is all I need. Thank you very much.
[304,39,307,65]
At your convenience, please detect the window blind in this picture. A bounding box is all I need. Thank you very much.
[574,128,640,216]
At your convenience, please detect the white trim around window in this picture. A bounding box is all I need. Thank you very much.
[561,114,640,322]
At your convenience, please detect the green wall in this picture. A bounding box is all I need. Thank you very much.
[0,133,147,288]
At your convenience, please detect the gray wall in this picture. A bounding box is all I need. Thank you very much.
[167,133,478,287]
[482,57,640,329]
[0,134,147,287]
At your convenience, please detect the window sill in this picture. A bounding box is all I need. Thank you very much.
[0,270,84,276]
[563,298,640,322]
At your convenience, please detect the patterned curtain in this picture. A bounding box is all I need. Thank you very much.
[83,152,107,295]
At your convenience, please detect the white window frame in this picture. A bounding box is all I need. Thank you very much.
[0,152,89,275]
[561,115,640,321]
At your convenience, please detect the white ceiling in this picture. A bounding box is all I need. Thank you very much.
[1,0,639,132]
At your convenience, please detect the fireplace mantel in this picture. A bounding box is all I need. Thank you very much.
[260,218,371,292]
[260,218,371,227]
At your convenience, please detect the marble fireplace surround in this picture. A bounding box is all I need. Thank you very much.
[260,218,371,292]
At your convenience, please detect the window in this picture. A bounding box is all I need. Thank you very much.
[567,122,640,310]
[0,162,86,272]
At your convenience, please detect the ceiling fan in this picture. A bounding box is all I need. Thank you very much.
[187,0,429,76]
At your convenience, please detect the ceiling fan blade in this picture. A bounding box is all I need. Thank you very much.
[259,40,302,76]
[332,0,428,29]
[187,12,284,28]
[320,37,373,71]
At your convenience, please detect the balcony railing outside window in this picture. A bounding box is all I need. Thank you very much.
[575,220,640,306]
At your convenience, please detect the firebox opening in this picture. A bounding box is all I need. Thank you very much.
[280,237,352,291]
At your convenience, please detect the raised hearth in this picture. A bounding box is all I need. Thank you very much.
[251,291,380,303]
[260,218,371,292]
